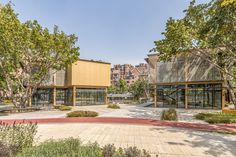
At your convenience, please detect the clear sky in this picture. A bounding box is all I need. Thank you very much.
[1,0,210,65]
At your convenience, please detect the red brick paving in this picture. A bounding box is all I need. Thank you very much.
[1,117,236,134]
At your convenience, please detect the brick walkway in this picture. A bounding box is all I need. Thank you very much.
[1,117,236,134]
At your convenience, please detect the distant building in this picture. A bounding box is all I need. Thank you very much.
[110,63,148,86]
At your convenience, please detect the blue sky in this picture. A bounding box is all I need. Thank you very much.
[1,0,210,65]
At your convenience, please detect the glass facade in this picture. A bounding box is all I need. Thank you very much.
[157,85,185,108]
[32,87,106,106]
[32,88,53,106]
[187,84,222,109]
[156,84,222,109]
[76,88,105,105]
[56,88,68,105]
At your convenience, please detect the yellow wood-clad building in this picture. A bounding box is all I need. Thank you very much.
[31,59,111,107]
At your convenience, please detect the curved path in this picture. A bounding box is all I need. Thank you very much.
[1,117,236,134]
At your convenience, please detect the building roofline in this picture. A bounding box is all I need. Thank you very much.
[78,58,111,65]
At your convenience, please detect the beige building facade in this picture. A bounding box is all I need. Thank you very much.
[32,59,111,107]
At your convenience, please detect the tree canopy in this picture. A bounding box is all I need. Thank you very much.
[0,3,79,107]
[153,0,236,107]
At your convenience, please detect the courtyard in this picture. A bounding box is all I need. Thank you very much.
[1,104,235,157]
[0,104,217,123]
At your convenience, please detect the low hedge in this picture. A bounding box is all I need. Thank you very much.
[107,103,120,109]
[67,110,98,117]
[16,138,152,157]
[161,108,178,121]
[195,112,236,124]
[56,105,72,111]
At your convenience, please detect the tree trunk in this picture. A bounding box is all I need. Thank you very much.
[223,73,236,109]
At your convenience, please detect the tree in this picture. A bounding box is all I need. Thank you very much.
[117,79,128,94]
[153,0,236,108]
[130,79,148,101]
[107,85,117,94]
[0,3,79,108]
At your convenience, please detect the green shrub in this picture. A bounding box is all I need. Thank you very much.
[2,100,12,104]
[58,105,72,111]
[107,103,120,109]
[195,112,236,124]
[195,113,214,120]
[161,108,178,121]
[53,105,61,109]
[67,110,98,117]
[102,144,116,157]
[0,122,37,156]
[16,138,102,157]
[16,138,152,157]
[0,142,13,157]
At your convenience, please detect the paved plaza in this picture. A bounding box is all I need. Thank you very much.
[36,123,236,157]
[1,104,235,157]
[0,104,217,123]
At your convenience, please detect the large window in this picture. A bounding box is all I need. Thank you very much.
[76,88,105,105]
[156,83,222,109]
[56,88,68,105]
[157,85,185,108]
[32,88,53,106]
[187,84,222,109]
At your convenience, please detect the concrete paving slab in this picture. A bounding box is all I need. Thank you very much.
[36,123,236,157]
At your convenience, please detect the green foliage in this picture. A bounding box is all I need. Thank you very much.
[0,122,37,155]
[117,79,128,94]
[0,3,79,108]
[2,100,12,104]
[152,0,236,107]
[108,79,129,94]
[58,105,72,111]
[130,79,148,100]
[16,138,152,157]
[53,105,61,109]
[16,138,102,157]
[67,111,98,117]
[0,142,15,157]
[108,85,118,94]
[107,103,120,109]
[195,112,236,124]
[161,109,178,121]
[102,144,116,157]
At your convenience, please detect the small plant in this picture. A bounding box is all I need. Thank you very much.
[0,121,37,156]
[161,108,178,121]
[121,146,151,157]
[67,110,98,117]
[102,144,116,157]
[58,105,72,111]
[107,103,120,109]
[53,105,61,109]
[2,100,12,104]
[0,142,12,157]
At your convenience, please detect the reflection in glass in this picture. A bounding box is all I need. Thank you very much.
[187,84,221,109]
[76,88,105,105]
[32,88,53,105]
[157,85,185,108]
